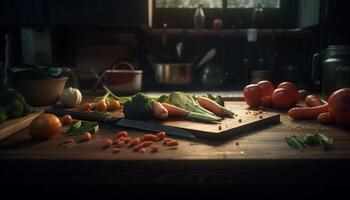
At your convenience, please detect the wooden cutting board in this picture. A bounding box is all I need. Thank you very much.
[160,108,280,139]
[0,108,45,141]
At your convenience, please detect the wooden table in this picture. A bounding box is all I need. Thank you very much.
[1,102,350,196]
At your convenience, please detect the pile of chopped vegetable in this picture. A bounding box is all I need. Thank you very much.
[285,131,334,151]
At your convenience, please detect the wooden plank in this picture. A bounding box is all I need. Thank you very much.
[0,108,45,141]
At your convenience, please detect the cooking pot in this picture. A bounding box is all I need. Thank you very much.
[148,55,194,85]
[92,61,142,95]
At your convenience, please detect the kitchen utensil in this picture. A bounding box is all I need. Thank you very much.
[196,49,217,69]
[9,77,68,107]
[148,55,194,85]
[176,42,183,58]
[92,61,142,95]
[198,63,226,87]
[0,108,44,141]
[45,109,196,139]
[312,45,350,98]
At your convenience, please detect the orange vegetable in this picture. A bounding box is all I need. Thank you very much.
[28,114,62,141]
[104,138,113,146]
[133,141,154,151]
[197,97,234,117]
[328,88,350,127]
[153,102,169,120]
[150,144,160,152]
[115,140,125,148]
[95,101,107,112]
[143,134,158,141]
[116,131,128,139]
[128,138,141,147]
[163,138,172,145]
[60,114,73,125]
[161,103,188,117]
[305,95,323,107]
[82,103,93,112]
[108,99,121,111]
[317,112,334,125]
[156,132,166,140]
[82,132,92,141]
[288,103,328,120]
[165,140,179,147]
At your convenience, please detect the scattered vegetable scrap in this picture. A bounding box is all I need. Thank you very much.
[285,131,334,151]
[60,114,73,125]
[82,132,92,141]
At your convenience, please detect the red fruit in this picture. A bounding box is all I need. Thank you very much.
[328,88,350,127]
[277,82,298,103]
[258,80,275,97]
[261,96,273,107]
[243,84,262,107]
[272,88,297,109]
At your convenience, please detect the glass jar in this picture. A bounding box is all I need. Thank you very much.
[312,45,350,98]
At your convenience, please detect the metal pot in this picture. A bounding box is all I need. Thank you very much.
[148,55,194,85]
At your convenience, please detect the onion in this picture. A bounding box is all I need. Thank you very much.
[60,87,82,108]
[28,114,62,140]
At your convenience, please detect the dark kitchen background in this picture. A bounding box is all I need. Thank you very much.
[0,0,349,92]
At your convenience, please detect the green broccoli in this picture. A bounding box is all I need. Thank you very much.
[123,93,155,120]
[157,95,169,103]
[206,94,225,107]
[0,107,7,125]
[4,99,24,119]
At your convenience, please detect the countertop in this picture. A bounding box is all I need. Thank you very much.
[0,101,349,191]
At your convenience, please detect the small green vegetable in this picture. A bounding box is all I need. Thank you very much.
[123,93,155,120]
[205,94,225,107]
[65,121,99,136]
[157,95,169,103]
[285,135,306,152]
[4,99,24,119]
[303,133,320,146]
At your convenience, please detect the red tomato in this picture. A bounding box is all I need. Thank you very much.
[258,80,275,97]
[328,88,350,127]
[261,96,273,107]
[243,84,262,107]
[277,82,298,103]
[272,88,297,109]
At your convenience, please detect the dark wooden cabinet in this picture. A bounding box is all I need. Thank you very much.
[0,0,47,26]
[49,0,148,26]
[0,0,148,27]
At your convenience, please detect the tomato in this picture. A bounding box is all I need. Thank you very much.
[60,114,73,125]
[261,96,273,107]
[108,99,121,111]
[28,114,62,141]
[277,82,298,103]
[95,101,108,112]
[258,80,275,97]
[328,88,350,127]
[82,103,93,112]
[243,84,262,107]
[272,88,297,109]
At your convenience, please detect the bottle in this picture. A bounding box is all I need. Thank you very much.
[194,3,205,29]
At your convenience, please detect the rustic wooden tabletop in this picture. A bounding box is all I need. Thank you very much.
[0,101,349,189]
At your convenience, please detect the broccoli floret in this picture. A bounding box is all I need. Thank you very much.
[206,94,225,107]
[123,93,154,120]
[4,99,24,119]
[157,95,169,103]
[0,107,7,125]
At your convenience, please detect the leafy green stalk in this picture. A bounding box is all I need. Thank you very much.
[103,85,131,104]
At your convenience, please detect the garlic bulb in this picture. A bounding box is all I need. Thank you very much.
[59,87,82,108]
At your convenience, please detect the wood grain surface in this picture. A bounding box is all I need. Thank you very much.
[1,101,350,187]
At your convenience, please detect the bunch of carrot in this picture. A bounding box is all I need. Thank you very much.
[103,131,179,153]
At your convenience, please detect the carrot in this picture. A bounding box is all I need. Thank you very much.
[161,103,188,117]
[150,144,160,152]
[133,141,154,151]
[165,140,179,147]
[305,95,323,107]
[128,138,141,147]
[104,138,113,146]
[317,112,334,125]
[153,102,169,120]
[143,134,158,141]
[197,97,234,117]
[163,138,172,145]
[288,103,328,120]
[156,132,166,140]
[116,131,128,138]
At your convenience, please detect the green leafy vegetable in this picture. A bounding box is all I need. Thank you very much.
[103,85,131,104]
[65,121,99,136]
[123,93,155,120]
[157,95,169,103]
[205,94,225,107]
[169,92,221,121]
[285,135,306,152]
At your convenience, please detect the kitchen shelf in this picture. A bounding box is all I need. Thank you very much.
[146,28,310,37]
